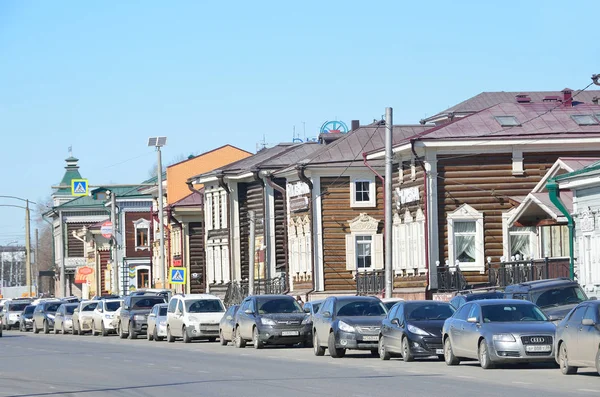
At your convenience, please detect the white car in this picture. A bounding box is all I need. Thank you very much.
[72,300,99,335]
[166,294,226,343]
[147,303,168,341]
[92,299,123,336]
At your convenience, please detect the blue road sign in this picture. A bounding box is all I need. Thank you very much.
[169,267,186,284]
[71,179,89,196]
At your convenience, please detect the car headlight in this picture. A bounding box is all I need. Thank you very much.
[338,320,355,333]
[407,324,429,336]
[104,314,114,319]
[260,317,276,326]
[301,316,311,325]
[133,315,146,321]
[493,333,516,342]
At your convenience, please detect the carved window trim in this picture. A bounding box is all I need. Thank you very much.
[133,218,151,251]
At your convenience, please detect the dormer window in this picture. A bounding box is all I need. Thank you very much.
[133,218,151,251]
[494,116,521,127]
[571,115,599,126]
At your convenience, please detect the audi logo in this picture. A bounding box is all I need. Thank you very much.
[530,337,545,343]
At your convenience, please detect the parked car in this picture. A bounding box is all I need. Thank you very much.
[449,288,505,309]
[312,296,387,358]
[381,298,405,311]
[442,299,556,369]
[166,294,225,343]
[72,300,99,335]
[504,278,589,321]
[19,304,36,332]
[53,303,78,334]
[379,300,455,361]
[118,295,167,339]
[2,299,31,330]
[235,294,311,349]
[32,300,62,334]
[92,299,123,336]
[555,300,600,375]
[219,304,240,346]
[147,303,168,341]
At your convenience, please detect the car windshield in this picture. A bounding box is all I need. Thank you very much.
[313,303,321,313]
[65,306,76,315]
[185,299,225,313]
[46,303,61,313]
[465,292,505,302]
[532,286,587,308]
[24,305,35,314]
[105,301,122,311]
[10,303,29,311]
[336,300,387,317]
[481,304,548,322]
[406,303,455,320]
[257,298,303,314]
[132,297,165,309]
[384,301,398,310]
[82,303,98,311]
[159,306,168,316]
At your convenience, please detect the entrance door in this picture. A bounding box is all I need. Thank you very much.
[137,269,149,288]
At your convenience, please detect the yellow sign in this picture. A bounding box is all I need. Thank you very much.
[169,267,186,284]
[71,179,89,196]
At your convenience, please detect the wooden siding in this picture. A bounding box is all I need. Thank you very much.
[321,176,383,291]
[437,151,600,283]
[99,250,110,294]
[125,212,152,258]
[238,181,265,281]
[188,222,206,293]
[66,223,88,257]
[273,178,287,273]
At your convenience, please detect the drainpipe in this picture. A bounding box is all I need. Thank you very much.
[547,180,575,280]
[297,164,315,299]
[411,139,430,294]
[265,173,289,294]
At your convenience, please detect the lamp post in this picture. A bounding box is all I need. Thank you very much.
[148,137,167,288]
[0,202,32,296]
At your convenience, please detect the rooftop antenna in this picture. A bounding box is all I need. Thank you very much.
[302,121,306,140]
[293,125,296,141]
[68,146,73,157]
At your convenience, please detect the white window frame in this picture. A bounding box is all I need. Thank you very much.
[447,204,484,272]
[350,175,376,208]
[345,213,383,273]
[355,235,373,269]
[508,226,537,260]
[133,218,151,251]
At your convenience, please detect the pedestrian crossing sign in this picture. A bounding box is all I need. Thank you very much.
[169,267,186,284]
[71,179,89,196]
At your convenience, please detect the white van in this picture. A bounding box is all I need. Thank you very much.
[166,294,225,343]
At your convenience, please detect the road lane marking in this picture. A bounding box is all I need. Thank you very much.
[578,389,599,393]
[197,370,210,374]
[456,375,474,379]
[170,366,182,369]
[267,355,278,359]
[512,381,531,385]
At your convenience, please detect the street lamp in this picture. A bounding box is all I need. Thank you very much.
[0,201,32,297]
[148,136,167,288]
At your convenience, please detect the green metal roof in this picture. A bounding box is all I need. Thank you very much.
[55,185,148,210]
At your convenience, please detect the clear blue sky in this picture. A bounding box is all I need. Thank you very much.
[0,0,598,244]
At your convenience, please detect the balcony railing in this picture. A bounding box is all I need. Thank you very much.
[356,270,385,296]
[223,274,288,307]
[437,266,468,292]
[487,257,570,288]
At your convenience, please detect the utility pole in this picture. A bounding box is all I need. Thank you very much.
[248,210,255,296]
[384,107,393,299]
[157,147,166,288]
[25,200,32,296]
[110,191,119,295]
[35,228,39,294]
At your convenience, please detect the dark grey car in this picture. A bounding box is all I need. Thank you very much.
[219,305,239,346]
[118,295,167,339]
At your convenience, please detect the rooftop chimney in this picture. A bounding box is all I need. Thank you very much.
[543,95,561,102]
[562,88,573,107]
[351,120,360,131]
[515,94,531,103]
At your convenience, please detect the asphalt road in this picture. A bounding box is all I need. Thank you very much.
[0,329,598,397]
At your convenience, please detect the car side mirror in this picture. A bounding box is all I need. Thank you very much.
[226,315,233,320]
[244,309,254,315]
[391,318,400,326]
[467,317,478,323]
[304,306,311,314]
[582,318,595,326]
[322,311,332,318]
[149,313,156,318]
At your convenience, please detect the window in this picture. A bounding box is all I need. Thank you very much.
[177,300,184,313]
[494,116,521,127]
[583,306,596,323]
[540,225,569,257]
[133,218,151,251]
[567,306,587,325]
[571,114,599,126]
[467,305,480,321]
[350,176,376,208]
[509,226,536,259]
[447,204,484,272]
[168,298,177,313]
[356,235,372,269]
[454,303,472,321]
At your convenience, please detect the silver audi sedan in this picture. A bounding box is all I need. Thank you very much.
[442,299,556,369]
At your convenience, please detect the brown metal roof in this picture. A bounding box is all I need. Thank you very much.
[558,157,600,171]
[170,190,204,207]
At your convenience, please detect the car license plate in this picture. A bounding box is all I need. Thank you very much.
[362,335,378,341]
[436,349,444,355]
[282,331,299,336]
[526,345,551,352]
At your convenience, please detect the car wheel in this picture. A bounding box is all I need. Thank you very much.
[219,329,227,346]
[54,323,59,334]
[147,325,153,341]
[478,339,494,369]
[72,321,79,335]
[62,323,67,335]
[128,322,137,339]
[234,326,246,348]
[167,326,175,343]
[182,326,191,343]
[78,322,85,336]
[402,336,414,362]
[559,343,577,375]
[313,331,325,356]
[43,320,50,334]
[253,327,263,349]
[33,321,39,334]
[118,322,127,339]
[91,321,97,336]
[379,336,391,360]
[444,337,460,366]
[154,326,162,342]
[101,322,108,337]
[19,322,24,332]
[596,348,600,376]
[328,331,345,358]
